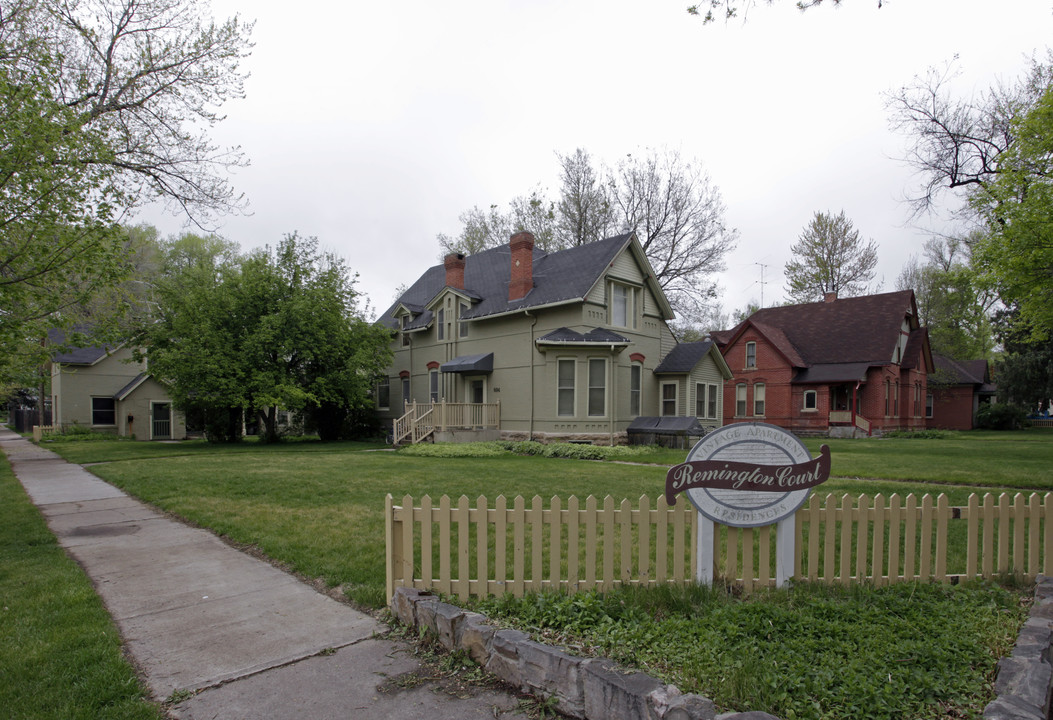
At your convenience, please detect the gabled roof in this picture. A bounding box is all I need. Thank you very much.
[48,328,116,366]
[378,233,674,329]
[932,354,992,387]
[114,373,151,400]
[653,340,733,379]
[717,290,920,368]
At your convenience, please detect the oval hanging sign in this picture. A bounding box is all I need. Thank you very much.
[666,422,831,528]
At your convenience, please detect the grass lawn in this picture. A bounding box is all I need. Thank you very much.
[0,454,164,720]
[35,429,1053,719]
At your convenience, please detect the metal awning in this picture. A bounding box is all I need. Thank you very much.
[440,352,494,374]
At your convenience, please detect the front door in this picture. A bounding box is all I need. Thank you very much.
[152,402,172,440]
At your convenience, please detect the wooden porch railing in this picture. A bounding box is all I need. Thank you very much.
[829,411,871,435]
[392,401,500,445]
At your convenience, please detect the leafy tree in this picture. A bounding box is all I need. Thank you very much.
[896,235,995,360]
[784,210,878,303]
[1,0,252,383]
[990,307,1053,414]
[971,84,1053,339]
[140,234,391,442]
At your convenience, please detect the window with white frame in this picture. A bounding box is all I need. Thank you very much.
[708,384,718,418]
[629,363,641,416]
[803,389,817,411]
[754,383,765,416]
[661,382,677,416]
[402,377,411,405]
[611,283,634,328]
[745,341,757,368]
[91,397,116,426]
[400,316,410,347]
[736,383,747,416]
[588,358,606,416]
[695,383,706,417]
[436,308,445,341]
[430,370,439,402]
[557,359,575,417]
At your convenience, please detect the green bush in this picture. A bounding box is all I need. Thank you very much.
[882,429,953,439]
[976,403,1030,431]
[398,441,654,461]
[42,425,125,443]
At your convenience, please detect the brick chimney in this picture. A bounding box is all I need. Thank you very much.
[824,291,838,303]
[444,253,465,290]
[508,232,535,301]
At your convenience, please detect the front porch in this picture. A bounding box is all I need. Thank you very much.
[392,401,501,446]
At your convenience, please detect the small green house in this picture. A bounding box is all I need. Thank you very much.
[49,330,187,441]
[376,232,732,445]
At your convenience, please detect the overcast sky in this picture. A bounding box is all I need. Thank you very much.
[140,0,1053,324]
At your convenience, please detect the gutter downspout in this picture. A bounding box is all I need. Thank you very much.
[526,311,537,441]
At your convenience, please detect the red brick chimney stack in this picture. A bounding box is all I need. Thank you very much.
[508,232,535,301]
[824,291,838,303]
[444,253,466,290]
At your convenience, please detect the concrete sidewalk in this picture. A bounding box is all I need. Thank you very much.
[1,428,528,719]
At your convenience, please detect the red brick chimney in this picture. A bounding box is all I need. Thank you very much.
[444,253,465,290]
[824,291,838,303]
[508,232,535,301]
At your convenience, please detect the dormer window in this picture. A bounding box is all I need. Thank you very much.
[610,282,636,329]
[400,316,410,347]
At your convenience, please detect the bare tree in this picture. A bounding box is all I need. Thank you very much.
[687,0,878,24]
[608,148,737,319]
[7,0,255,226]
[885,55,1053,217]
[784,210,878,303]
[555,148,614,247]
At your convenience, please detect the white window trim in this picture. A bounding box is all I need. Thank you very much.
[91,396,116,427]
[803,389,818,412]
[745,341,757,369]
[735,383,747,417]
[629,363,642,417]
[660,381,678,417]
[557,358,576,417]
[587,357,607,417]
[753,382,766,417]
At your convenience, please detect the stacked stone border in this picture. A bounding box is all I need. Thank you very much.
[394,578,1053,720]
[391,586,775,720]
[984,575,1053,720]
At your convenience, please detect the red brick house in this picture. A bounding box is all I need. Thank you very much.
[927,354,996,430]
[711,290,933,436]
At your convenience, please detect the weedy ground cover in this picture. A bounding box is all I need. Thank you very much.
[0,454,163,720]
[473,580,1027,720]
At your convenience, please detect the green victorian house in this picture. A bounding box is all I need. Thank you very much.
[376,231,732,445]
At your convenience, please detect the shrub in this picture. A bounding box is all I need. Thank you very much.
[976,403,1030,431]
[882,429,953,439]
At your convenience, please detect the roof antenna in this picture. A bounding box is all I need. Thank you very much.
[755,263,768,307]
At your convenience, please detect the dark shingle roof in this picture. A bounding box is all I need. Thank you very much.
[48,328,114,365]
[653,341,717,374]
[722,290,919,367]
[378,233,644,330]
[932,354,991,386]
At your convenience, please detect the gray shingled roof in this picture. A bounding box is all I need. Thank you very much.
[653,341,717,374]
[378,233,640,330]
[48,328,114,366]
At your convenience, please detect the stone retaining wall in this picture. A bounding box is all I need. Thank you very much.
[984,575,1053,720]
[393,579,1053,720]
[391,587,776,720]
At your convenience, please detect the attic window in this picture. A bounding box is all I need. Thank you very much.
[611,283,636,329]
[745,342,757,369]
